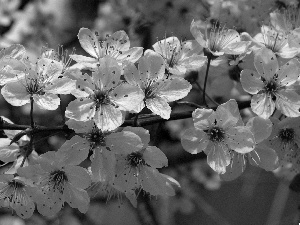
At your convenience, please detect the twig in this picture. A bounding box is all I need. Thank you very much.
[202,55,212,107]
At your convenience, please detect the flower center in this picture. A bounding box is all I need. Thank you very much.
[278,128,295,144]
[49,170,68,194]
[127,151,145,168]
[144,83,158,99]
[263,78,279,99]
[25,77,44,95]
[8,180,25,189]
[207,127,225,143]
[86,126,106,148]
[93,90,110,109]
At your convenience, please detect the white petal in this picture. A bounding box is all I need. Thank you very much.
[215,99,241,128]
[206,142,231,174]
[143,146,168,168]
[94,104,123,131]
[248,143,279,171]
[91,149,116,182]
[251,93,275,119]
[65,165,91,190]
[277,58,300,86]
[220,152,246,181]
[246,117,272,143]
[106,131,143,154]
[115,47,143,64]
[92,56,121,91]
[65,98,96,121]
[58,135,90,165]
[33,93,60,110]
[110,83,144,112]
[275,90,300,117]
[192,108,214,130]
[190,20,207,47]
[226,126,255,154]
[240,69,264,94]
[78,28,100,58]
[146,96,171,119]
[139,50,165,83]
[64,183,90,213]
[181,128,209,154]
[156,77,192,102]
[1,82,30,106]
[254,48,278,80]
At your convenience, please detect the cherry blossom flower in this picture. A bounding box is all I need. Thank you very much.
[190,20,250,57]
[240,47,300,119]
[18,150,91,217]
[152,36,206,76]
[124,50,192,119]
[0,44,26,85]
[221,116,278,181]
[65,56,144,131]
[249,25,300,58]
[267,117,300,173]
[270,5,300,48]
[113,126,179,197]
[0,175,36,219]
[181,99,255,174]
[70,28,143,69]
[1,56,76,110]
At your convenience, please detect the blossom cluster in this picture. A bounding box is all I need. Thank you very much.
[1,2,300,219]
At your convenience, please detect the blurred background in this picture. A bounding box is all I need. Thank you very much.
[1,0,300,224]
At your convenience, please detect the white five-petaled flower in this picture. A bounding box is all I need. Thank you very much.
[113,126,179,197]
[190,20,250,57]
[18,150,91,217]
[65,56,144,131]
[1,56,76,110]
[250,25,300,58]
[240,47,300,119]
[267,117,300,174]
[152,36,206,76]
[70,28,143,69]
[0,175,36,219]
[181,99,255,174]
[270,5,300,48]
[124,50,192,119]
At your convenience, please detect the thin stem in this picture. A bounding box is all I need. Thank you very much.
[176,101,204,108]
[203,55,212,107]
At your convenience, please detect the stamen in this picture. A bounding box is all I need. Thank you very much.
[207,126,225,143]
